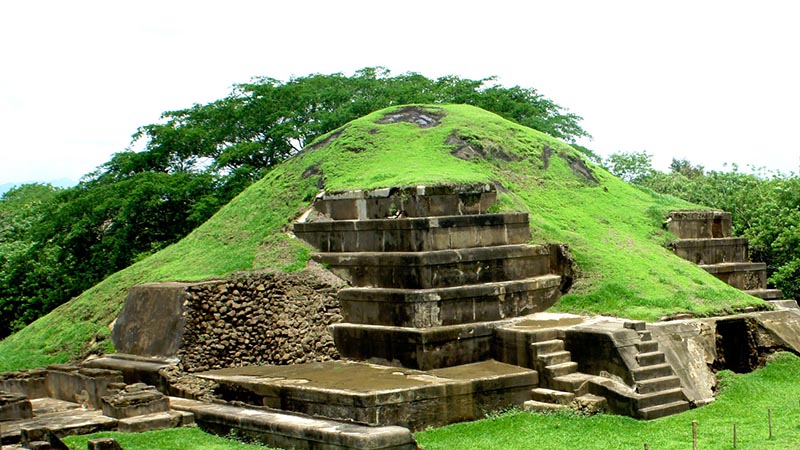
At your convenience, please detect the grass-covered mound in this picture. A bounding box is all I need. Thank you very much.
[0,104,763,372]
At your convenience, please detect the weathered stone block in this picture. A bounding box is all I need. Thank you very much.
[699,262,767,290]
[45,366,123,410]
[101,383,169,419]
[0,369,49,399]
[88,438,123,450]
[0,391,32,421]
[666,210,731,239]
[671,238,748,265]
[294,213,531,253]
[331,322,500,370]
[312,184,496,220]
[315,244,551,289]
[339,275,562,327]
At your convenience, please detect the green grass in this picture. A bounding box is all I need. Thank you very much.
[0,104,765,372]
[416,352,800,449]
[62,427,276,450]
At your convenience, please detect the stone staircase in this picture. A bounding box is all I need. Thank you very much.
[294,184,569,370]
[666,210,789,304]
[626,322,689,419]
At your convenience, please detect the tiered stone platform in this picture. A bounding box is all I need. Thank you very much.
[294,184,567,370]
[667,210,791,304]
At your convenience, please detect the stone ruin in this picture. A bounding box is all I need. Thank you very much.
[2,184,800,450]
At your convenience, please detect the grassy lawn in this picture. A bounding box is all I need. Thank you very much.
[416,352,800,450]
[62,427,276,450]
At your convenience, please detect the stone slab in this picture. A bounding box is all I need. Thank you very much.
[648,320,717,406]
[314,244,550,289]
[339,275,562,327]
[332,321,500,370]
[116,410,192,433]
[699,262,767,290]
[666,210,731,239]
[170,397,418,450]
[111,281,218,358]
[312,183,496,220]
[294,213,530,252]
[82,354,173,391]
[672,238,748,265]
[1,408,117,446]
[0,391,32,421]
[196,359,536,431]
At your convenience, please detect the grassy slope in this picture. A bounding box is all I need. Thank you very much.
[417,352,800,450]
[0,104,763,372]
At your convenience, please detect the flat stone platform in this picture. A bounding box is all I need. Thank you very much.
[196,359,537,431]
[1,398,117,445]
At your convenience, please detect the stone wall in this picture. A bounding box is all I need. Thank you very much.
[178,264,347,372]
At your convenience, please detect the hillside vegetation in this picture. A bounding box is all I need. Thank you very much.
[0,104,763,372]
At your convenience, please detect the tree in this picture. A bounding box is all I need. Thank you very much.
[604,151,655,183]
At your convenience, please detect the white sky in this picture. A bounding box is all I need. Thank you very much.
[2,0,799,186]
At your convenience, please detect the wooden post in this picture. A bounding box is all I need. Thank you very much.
[768,408,773,439]
[733,423,737,449]
[692,420,698,450]
[644,444,649,450]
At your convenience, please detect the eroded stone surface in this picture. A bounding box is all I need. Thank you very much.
[101,383,169,419]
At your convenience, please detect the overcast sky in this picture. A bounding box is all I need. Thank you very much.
[2,1,799,187]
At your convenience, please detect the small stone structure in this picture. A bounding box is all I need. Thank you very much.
[0,366,193,447]
[667,209,788,301]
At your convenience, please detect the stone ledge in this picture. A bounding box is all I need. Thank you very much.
[169,397,418,450]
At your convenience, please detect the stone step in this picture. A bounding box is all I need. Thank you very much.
[638,400,690,420]
[338,275,562,327]
[116,410,194,433]
[636,351,666,366]
[666,210,731,239]
[635,388,686,409]
[632,363,674,382]
[314,244,551,289]
[530,388,575,405]
[671,238,749,265]
[545,362,578,379]
[699,262,767,290]
[531,339,565,355]
[745,289,784,300]
[636,375,682,394]
[572,394,607,414]
[538,351,572,366]
[768,299,799,310]
[311,184,496,220]
[635,340,659,353]
[331,321,498,370]
[294,213,531,252]
[623,321,646,332]
[169,397,418,450]
[551,373,594,395]
[522,400,568,412]
[638,330,652,341]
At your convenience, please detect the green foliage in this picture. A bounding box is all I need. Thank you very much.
[416,352,800,449]
[0,104,760,371]
[603,150,655,182]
